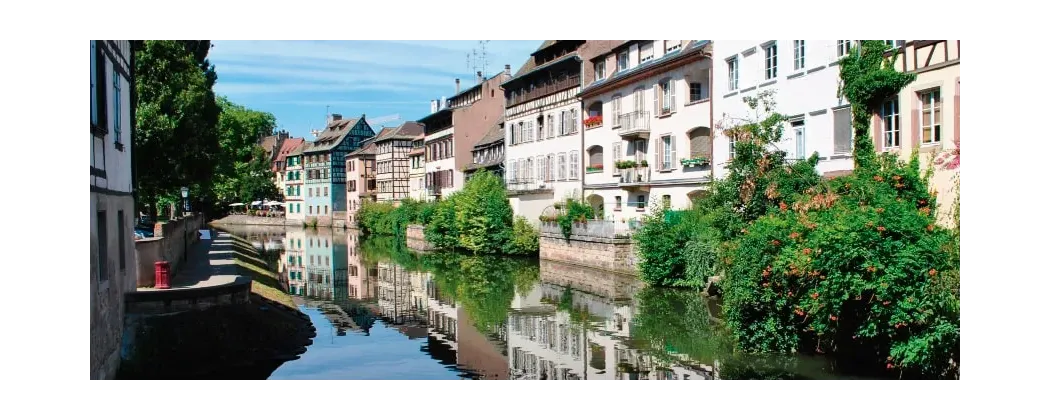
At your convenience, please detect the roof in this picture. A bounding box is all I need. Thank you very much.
[503,52,581,87]
[273,138,304,169]
[416,106,453,125]
[473,118,505,150]
[373,122,424,142]
[302,116,362,154]
[346,142,376,158]
[286,142,305,157]
[464,157,503,172]
[581,40,711,96]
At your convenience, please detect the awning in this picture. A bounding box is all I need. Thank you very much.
[250,200,262,206]
[228,202,245,207]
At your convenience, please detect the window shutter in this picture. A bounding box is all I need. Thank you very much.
[670,135,677,169]
[655,137,663,169]
[670,80,677,113]
[95,41,108,131]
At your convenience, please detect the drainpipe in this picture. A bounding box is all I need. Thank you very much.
[708,46,714,183]
[579,57,586,203]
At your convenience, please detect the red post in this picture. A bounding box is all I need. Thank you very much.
[154,261,171,289]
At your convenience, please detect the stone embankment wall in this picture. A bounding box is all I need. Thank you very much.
[538,221,640,275]
[134,213,205,287]
[405,225,435,251]
[211,214,347,229]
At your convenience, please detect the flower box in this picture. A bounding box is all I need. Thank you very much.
[615,160,638,169]
[583,115,603,128]
[586,164,604,173]
[680,157,710,167]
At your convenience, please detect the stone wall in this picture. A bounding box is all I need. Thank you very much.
[539,259,642,299]
[124,277,252,315]
[90,192,136,380]
[539,230,639,276]
[211,214,298,227]
[405,224,435,252]
[134,213,205,288]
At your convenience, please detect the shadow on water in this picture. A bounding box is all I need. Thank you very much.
[208,224,879,380]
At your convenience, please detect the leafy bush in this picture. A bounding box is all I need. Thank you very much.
[454,171,514,254]
[357,198,437,237]
[504,216,539,255]
[554,198,595,239]
[425,197,459,249]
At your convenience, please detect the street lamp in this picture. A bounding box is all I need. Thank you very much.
[181,187,190,213]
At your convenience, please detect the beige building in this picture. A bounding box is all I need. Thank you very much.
[374,122,424,203]
[873,40,960,226]
[409,135,426,201]
[345,142,377,226]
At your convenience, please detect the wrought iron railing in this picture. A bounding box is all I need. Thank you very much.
[617,111,650,135]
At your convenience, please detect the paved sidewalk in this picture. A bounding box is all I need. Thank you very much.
[136,231,244,292]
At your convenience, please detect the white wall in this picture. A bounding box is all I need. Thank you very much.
[90,40,134,194]
[504,100,584,220]
[712,40,856,179]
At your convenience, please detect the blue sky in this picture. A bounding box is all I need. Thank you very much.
[208,40,541,138]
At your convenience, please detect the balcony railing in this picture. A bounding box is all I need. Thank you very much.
[539,219,640,239]
[618,166,651,185]
[506,177,553,195]
[506,75,581,108]
[617,112,651,139]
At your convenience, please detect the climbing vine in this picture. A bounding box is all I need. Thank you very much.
[838,40,917,170]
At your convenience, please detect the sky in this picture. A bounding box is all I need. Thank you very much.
[208,40,542,139]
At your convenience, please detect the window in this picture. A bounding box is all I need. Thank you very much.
[96,211,107,282]
[558,152,567,180]
[91,41,97,126]
[833,106,853,155]
[569,151,579,180]
[727,58,739,90]
[881,97,901,148]
[611,95,622,127]
[920,89,942,144]
[764,42,778,79]
[658,135,676,171]
[570,109,578,134]
[633,87,645,113]
[614,196,622,211]
[657,79,675,115]
[325,205,328,214]
[640,42,654,63]
[837,40,853,58]
[792,121,806,160]
[884,40,905,49]
[637,195,645,209]
[689,82,705,102]
[612,142,622,175]
[793,40,805,70]
[324,187,328,196]
[92,41,108,132]
[116,210,126,270]
[308,188,312,197]
[595,61,605,80]
[617,51,629,71]
[662,195,671,208]
[547,114,555,138]
[665,40,681,53]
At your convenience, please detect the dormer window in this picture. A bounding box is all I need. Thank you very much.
[617,51,629,71]
[595,61,606,80]
[640,42,654,63]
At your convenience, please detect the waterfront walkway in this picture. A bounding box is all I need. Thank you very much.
[136,231,245,292]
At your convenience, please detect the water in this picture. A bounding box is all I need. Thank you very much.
[217,224,849,380]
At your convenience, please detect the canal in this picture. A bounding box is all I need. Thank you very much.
[217,224,854,380]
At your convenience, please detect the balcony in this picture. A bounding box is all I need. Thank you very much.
[506,178,554,196]
[617,112,650,140]
[618,166,651,188]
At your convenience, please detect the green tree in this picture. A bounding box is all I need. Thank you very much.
[212,97,278,205]
[133,40,220,218]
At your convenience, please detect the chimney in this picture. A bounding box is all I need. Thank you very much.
[331,113,342,122]
[504,64,511,77]
[477,70,484,84]
[440,96,446,109]
[455,78,460,93]
[430,100,438,114]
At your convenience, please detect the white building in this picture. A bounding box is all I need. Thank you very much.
[580,40,715,221]
[502,40,621,225]
[711,40,858,179]
[90,40,136,380]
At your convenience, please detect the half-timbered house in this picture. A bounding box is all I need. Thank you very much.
[283,143,306,221]
[301,114,375,221]
[464,117,506,182]
[374,122,424,203]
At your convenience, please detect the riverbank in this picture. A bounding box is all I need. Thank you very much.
[211,214,347,229]
[118,230,314,379]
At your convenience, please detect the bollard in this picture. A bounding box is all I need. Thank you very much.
[155,261,171,289]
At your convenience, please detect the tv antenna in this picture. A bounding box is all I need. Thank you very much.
[467,40,490,78]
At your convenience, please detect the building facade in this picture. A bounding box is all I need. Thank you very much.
[711,40,858,181]
[301,114,375,220]
[284,143,305,221]
[374,122,424,203]
[90,39,136,380]
[502,40,621,225]
[345,142,377,226]
[874,40,960,226]
[580,40,714,222]
[409,135,426,201]
[275,137,304,210]
[261,130,290,193]
[419,70,510,200]
[464,117,506,182]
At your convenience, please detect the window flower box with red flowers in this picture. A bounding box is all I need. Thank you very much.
[586,164,604,173]
[584,115,603,129]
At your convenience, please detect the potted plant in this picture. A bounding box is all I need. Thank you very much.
[680,157,710,167]
[639,160,649,167]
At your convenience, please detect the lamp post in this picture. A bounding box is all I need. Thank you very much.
[181,187,190,214]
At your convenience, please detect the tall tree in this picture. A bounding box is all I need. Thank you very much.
[133,40,220,218]
[213,97,277,205]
